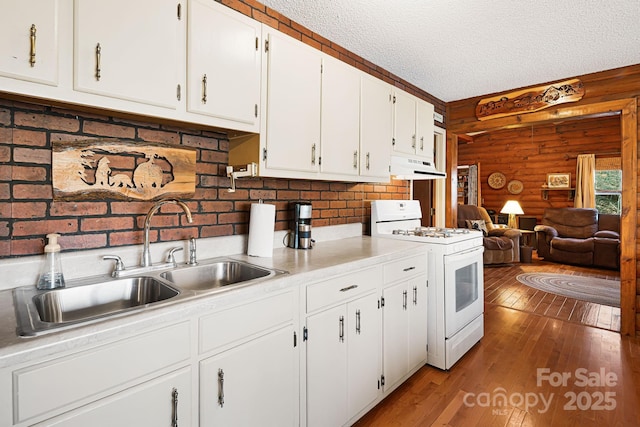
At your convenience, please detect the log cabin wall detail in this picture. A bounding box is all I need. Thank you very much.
[457,115,621,222]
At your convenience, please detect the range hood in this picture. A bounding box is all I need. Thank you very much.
[390,156,447,180]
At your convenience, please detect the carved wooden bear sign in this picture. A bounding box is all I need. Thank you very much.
[52,139,196,201]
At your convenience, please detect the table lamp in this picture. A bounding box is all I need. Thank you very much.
[500,200,524,229]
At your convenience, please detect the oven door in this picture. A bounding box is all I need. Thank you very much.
[443,246,484,338]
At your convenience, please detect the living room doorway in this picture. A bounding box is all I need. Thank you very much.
[447,98,637,336]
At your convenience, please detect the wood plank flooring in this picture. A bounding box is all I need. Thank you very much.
[355,258,638,427]
[484,255,620,332]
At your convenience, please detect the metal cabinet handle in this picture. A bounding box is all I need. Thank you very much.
[339,284,358,292]
[413,286,418,305]
[29,24,36,67]
[366,152,371,170]
[403,290,407,310]
[339,315,344,342]
[420,136,424,151]
[403,266,416,272]
[95,43,101,81]
[411,134,416,149]
[311,143,316,165]
[218,369,225,407]
[353,150,358,169]
[202,74,207,104]
[355,309,361,334]
[171,388,179,427]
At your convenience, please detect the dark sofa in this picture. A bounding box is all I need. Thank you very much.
[534,208,620,269]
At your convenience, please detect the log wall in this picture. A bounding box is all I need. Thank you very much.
[458,115,621,222]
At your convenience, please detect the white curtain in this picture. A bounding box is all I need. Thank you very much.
[575,154,595,208]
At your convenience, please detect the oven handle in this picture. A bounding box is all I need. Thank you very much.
[444,245,484,261]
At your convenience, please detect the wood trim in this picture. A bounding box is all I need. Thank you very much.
[447,98,637,335]
[445,133,458,228]
[620,99,637,335]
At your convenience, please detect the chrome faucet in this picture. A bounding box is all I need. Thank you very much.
[141,199,193,267]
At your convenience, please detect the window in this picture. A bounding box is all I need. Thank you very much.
[595,159,621,214]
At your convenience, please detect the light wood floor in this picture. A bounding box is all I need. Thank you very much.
[355,259,639,427]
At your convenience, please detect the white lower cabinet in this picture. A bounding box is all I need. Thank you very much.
[2,251,429,427]
[198,289,298,426]
[9,321,191,426]
[34,367,191,427]
[200,325,296,427]
[304,268,382,427]
[382,255,428,392]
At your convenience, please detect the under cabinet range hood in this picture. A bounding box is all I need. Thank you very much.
[390,156,446,180]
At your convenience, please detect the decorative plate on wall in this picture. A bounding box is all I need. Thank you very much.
[507,179,524,194]
[488,172,506,189]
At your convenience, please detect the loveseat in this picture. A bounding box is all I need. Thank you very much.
[457,205,521,264]
[534,208,620,269]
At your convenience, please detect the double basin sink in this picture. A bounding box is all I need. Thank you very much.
[13,258,287,336]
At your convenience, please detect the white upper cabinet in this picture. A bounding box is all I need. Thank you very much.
[393,88,436,161]
[360,74,392,180]
[0,1,60,86]
[73,0,181,109]
[262,28,322,173]
[187,0,261,130]
[320,54,361,176]
[392,89,417,156]
[416,98,435,161]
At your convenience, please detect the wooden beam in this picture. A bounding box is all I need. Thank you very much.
[620,99,637,335]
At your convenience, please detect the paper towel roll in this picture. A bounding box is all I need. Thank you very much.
[247,202,276,257]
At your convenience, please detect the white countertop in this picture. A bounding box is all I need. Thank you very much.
[0,236,425,369]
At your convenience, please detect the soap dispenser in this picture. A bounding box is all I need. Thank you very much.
[37,233,66,290]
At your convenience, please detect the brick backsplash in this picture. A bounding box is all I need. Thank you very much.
[0,98,409,258]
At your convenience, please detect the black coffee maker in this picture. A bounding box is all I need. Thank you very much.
[288,202,313,249]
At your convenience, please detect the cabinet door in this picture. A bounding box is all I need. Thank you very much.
[0,0,59,85]
[360,75,392,180]
[306,305,347,427]
[187,0,260,127]
[200,326,296,427]
[416,100,435,161]
[407,276,428,370]
[74,0,181,108]
[392,89,417,156]
[263,30,321,173]
[320,54,360,176]
[382,281,409,390]
[37,368,192,427]
[347,292,381,420]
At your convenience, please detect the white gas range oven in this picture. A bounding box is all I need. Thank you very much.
[371,200,484,370]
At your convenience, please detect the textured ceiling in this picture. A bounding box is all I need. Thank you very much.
[259,0,640,102]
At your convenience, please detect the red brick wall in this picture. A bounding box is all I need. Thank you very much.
[0,99,409,258]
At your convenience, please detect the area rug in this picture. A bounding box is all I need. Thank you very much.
[516,273,620,307]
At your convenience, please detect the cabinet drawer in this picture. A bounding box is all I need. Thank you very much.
[199,290,294,354]
[306,267,381,313]
[383,253,426,284]
[14,321,190,424]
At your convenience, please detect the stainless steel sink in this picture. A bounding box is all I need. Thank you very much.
[13,257,286,337]
[14,276,180,336]
[160,260,277,291]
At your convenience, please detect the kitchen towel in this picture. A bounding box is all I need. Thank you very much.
[247,202,276,257]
